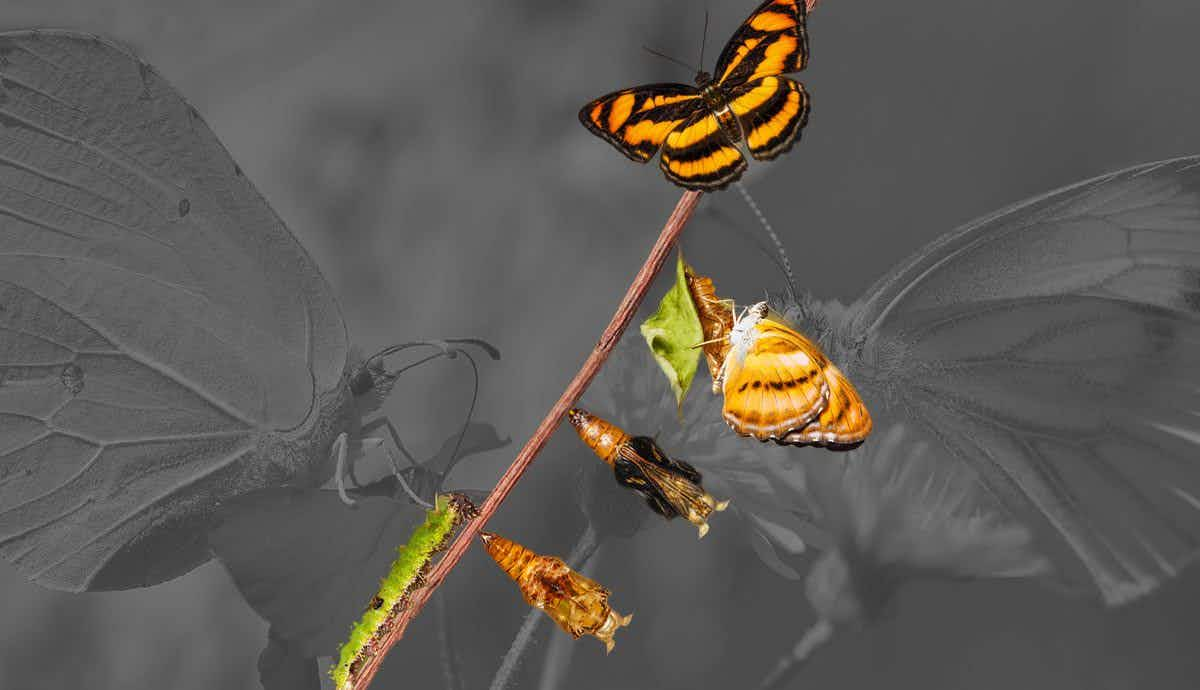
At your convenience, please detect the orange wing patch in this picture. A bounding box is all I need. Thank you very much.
[713,0,808,86]
[659,112,747,190]
[721,304,871,449]
[731,76,809,160]
[579,84,702,163]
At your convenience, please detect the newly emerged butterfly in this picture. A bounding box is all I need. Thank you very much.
[579,0,811,190]
[717,302,872,448]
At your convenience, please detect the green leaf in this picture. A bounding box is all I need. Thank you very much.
[639,252,704,410]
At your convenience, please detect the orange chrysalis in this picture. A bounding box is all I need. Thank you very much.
[481,532,632,653]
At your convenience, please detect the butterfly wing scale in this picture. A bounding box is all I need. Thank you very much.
[845,155,1200,604]
[578,83,703,163]
[713,0,809,87]
[0,32,350,591]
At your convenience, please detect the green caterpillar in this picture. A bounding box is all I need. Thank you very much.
[330,493,476,690]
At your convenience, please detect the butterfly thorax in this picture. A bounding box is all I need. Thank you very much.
[721,303,769,377]
[695,73,744,145]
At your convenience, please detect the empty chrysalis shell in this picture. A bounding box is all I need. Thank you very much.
[683,261,734,385]
[567,408,729,537]
[481,532,632,653]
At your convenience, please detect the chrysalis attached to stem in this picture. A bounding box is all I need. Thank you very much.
[330,493,478,690]
[567,407,729,537]
[682,261,734,387]
[480,532,632,653]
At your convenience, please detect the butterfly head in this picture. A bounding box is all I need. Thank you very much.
[694,70,714,88]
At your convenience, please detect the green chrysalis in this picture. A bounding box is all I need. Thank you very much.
[329,493,476,689]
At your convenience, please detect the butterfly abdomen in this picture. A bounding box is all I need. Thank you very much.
[566,408,630,466]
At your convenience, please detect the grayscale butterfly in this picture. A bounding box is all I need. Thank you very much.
[0,31,492,592]
[770,155,1200,606]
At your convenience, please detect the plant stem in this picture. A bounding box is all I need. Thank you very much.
[348,189,704,690]
[758,619,835,690]
[434,591,462,690]
[488,527,600,690]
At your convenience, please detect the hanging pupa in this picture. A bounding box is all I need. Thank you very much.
[566,407,729,537]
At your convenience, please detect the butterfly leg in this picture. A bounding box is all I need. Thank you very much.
[331,432,357,507]
[359,416,420,468]
[355,436,435,510]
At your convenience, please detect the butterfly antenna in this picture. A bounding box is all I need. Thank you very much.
[440,347,482,483]
[699,9,711,68]
[642,45,699,74]
[735,181,799,302]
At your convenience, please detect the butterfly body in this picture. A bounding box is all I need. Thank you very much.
[579,0,811,190]
[719,302,872,448]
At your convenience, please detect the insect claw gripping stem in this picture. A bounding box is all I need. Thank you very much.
[345,190,704,690]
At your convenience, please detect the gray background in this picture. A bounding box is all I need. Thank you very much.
[2,0,1200,688]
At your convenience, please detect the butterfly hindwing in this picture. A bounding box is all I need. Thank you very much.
[578,83,703,163]
[782,364,872,447]
[844,155,1200,604]
[730,75,810,161]
[659,110,748,190]
[713,0,809,87]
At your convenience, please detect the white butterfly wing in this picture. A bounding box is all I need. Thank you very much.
[845,156,1200,605]
[0,32,350,591]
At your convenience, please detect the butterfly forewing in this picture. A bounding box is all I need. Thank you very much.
[578,84,703,162]
[713,0,809,87]
[0,31,352,591]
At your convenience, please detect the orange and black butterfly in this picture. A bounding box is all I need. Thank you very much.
[579,0,810,190]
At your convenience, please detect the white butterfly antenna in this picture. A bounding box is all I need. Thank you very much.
[734,180,799,302]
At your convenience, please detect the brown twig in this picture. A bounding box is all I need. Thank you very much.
[349,189,703,690]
